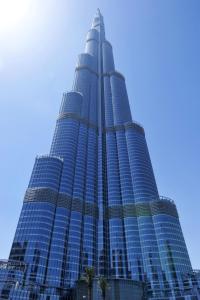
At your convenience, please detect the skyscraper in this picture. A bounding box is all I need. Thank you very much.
[0,9,199,300]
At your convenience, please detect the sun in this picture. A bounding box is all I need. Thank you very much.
[0,0,31,32]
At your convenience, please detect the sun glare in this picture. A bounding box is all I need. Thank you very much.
[0,0,31,32]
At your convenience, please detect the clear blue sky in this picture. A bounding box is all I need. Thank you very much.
[0,0,199,269]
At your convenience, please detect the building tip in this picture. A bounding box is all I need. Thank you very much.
[97,8,101,15]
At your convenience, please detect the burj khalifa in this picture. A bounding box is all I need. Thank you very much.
[0,10,199,300]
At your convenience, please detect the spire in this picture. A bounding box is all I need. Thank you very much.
[97,8,101,16]
[92,9,105,40]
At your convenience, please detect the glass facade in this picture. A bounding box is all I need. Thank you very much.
[0,9,199,300]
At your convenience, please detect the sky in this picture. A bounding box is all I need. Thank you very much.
[0,0,199,269]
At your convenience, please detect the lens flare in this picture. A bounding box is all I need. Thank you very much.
[0,0,31,32]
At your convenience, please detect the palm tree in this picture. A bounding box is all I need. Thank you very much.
[82,266,95,300]
[98,276,108,300]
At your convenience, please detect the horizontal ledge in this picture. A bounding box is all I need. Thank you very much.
[93,23,104,28]
[103,70,125,80]
[85,39,112,48]
[108,199,178,219]
[75,65,125,80]
[57,113,145,135]
[58,113,98,131]
[35,155,64,163]
[63,91,83,97]
[24,188,178,219]
[102,40,112,48]
[87,28,98,33]
[104,122,145,135]
[86,38,98,43]
[75,65,98,76]
[24,188,99,218]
